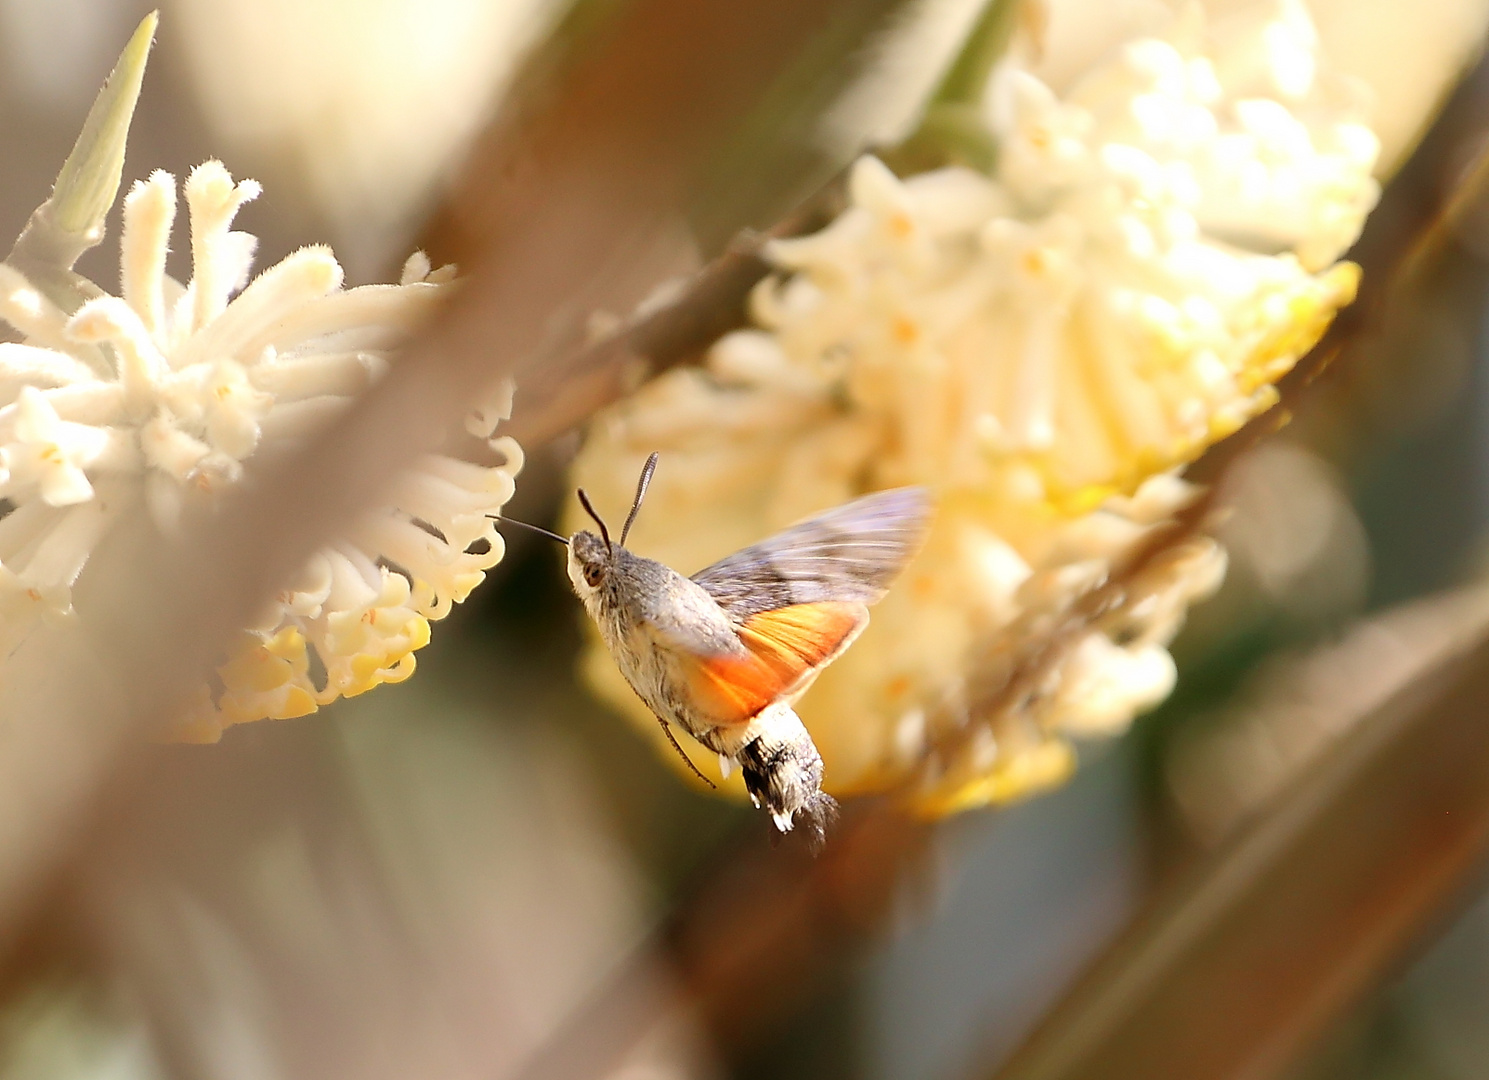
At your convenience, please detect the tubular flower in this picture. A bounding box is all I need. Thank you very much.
[569,0,1375,813]
[0,163,522,742]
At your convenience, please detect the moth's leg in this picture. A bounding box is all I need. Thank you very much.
[654,716,716,788]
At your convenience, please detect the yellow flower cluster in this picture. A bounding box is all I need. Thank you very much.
[0,163,522,742]
[569,0,1375,813]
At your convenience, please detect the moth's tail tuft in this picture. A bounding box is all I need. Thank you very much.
[739,705,838,853]
[800,791,839,855]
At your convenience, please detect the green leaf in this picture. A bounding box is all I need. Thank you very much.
[9,11,157,279]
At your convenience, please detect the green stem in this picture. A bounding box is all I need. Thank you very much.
[886,0,1019,174]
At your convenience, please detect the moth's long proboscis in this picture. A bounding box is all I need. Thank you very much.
[491,515,570,546]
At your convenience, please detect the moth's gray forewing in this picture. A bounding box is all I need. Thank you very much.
[692,487,932,620]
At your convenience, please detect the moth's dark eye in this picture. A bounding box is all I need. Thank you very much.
[583,564,605,588]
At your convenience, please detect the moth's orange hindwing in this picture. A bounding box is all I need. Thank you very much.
[681,601,867,727]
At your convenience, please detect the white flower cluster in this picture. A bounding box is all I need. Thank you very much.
[570,0,1376,812]
[0,162,521,741]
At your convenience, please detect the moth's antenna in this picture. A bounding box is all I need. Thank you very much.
[655,717,716,789]
[619,452,659,547]
[489,515,569,546]
[576,488,611,552]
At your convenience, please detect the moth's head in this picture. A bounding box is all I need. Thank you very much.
[567,530,614,597]
[566,453,660,603]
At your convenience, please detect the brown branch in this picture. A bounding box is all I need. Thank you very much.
[501,174,847,449]
[989,605,1489,1080]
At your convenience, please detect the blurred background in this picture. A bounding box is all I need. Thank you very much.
[7,1,1489,1078]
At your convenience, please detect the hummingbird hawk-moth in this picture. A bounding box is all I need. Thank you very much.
[501,454,931,846]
